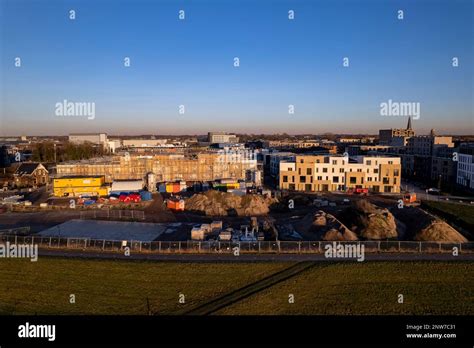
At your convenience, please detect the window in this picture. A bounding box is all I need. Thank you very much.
[333,176,339,183]
[339,168,344,173]
[317,176,322,180]
[305,184,312,191]
[367,177,372,182]
[323,168,328,173]
[350,177,357,184]
[374,168,379,174]
[283,176,288,183]
[357,169,362,172]
[394,169,399,176]
[332,160,337,165]
[332,168,335,173]
[316,168,319,173]
[289,184,295,190]
[307,168,312,175]
[300,176,306,183]
[288,168,293,171]
[383,177,389,184]
[366,160,371,165]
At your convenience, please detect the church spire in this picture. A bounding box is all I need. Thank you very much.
[407,116,412,130]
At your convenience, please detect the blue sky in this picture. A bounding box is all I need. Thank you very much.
[0,0,473,135]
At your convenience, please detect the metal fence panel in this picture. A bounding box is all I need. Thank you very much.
[2,234,473,254]
[399,241,421,252]
[379,241,400,252]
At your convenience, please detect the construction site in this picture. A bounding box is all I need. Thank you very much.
[55,152,259,184]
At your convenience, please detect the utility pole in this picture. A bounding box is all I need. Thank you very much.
[53,143,57,163]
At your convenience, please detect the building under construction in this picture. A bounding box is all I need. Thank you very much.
[56,152,259,184]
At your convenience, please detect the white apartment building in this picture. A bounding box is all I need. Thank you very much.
[122,139,168,147]
[457,153,474,190]
[69,133,108,146]
[208,132,239,144]
[269,152,295,178]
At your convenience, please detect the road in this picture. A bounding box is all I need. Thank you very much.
[402,179,474,204]
[37,248,474,261]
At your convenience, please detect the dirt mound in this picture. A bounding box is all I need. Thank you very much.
[345,200,398,240]
[415,221,468,242]
[185,190,274,216]
[390,205,468,242]
[297,210,358,241]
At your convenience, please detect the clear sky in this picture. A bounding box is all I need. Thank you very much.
[0,0,473,136]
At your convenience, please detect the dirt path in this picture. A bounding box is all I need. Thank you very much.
[182,261,317,315]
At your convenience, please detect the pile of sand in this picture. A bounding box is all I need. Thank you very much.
[297,210,358,241]
[415,220,468,242]
[390,204,468,242]
[337,200,398,240]
[185,190,274,216]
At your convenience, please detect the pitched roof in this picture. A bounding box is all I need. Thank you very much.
[15,163,47,176]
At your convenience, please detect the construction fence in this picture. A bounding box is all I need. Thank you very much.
[79,210,145,220]
[0,235,473,254]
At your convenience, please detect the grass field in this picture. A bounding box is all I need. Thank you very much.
[0,258,290,315]
[423,201,474,226]
[217,262,474,315]
[0,258,472,315]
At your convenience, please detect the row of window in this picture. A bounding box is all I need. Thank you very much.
[282,175,396,185]
[289,167,399,176]
[283,183,395,193]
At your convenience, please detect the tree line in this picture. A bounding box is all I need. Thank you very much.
[31,142,106,162]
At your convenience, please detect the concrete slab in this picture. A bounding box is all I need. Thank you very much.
[39,219,168,241]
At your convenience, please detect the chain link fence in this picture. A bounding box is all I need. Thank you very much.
[0,234,473,254]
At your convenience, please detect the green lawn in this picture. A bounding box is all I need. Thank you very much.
[0,257,290,315]
[423,201,474,226]
[216,262,474,315]
[0,258,472,315]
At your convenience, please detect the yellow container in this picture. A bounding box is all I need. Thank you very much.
[53,176,109,197]
[53,186,109,197]
[54,176,105,188]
